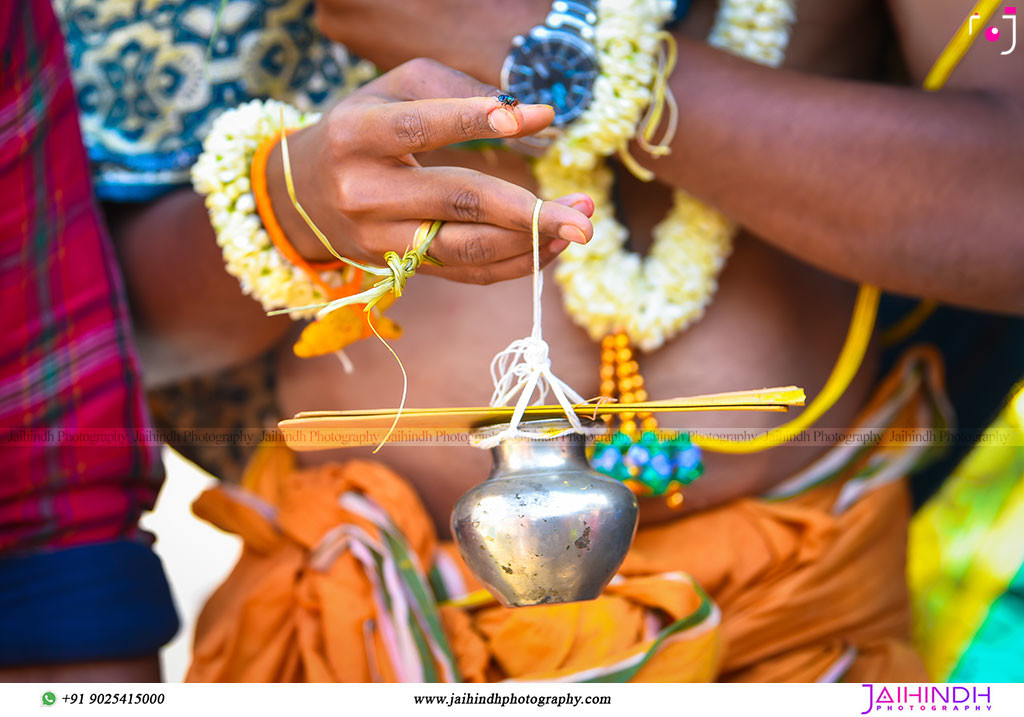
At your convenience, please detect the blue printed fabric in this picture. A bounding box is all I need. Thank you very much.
[54,0,375,201]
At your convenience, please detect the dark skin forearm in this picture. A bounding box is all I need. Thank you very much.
[642,37,1024,314]
[106,190,291,388]
[0,655,161,682]
[318,0,1023,314]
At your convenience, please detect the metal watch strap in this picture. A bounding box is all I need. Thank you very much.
[544,0,598,41]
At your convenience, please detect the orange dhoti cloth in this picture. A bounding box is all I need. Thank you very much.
[186,348,948,683]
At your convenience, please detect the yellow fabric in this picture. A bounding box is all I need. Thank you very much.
[186,455,436,682]
[618,469,922,682]
[909,382,1024,680]
[442,570,721,682]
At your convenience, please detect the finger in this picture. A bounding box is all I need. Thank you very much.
[384,57,497,102]
[351,195,589,266]
[373,58,556,140]
[348,166,593,243]
[554,192,596,218]
[427,223,540,266]
[501,103,556,140]
[357,96,553,156]
[424,194,595,265]
[422,236,570,285]
[412,167,593,242]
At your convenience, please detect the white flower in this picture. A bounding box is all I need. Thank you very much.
[191,99,349,319]
[543,0,795,350]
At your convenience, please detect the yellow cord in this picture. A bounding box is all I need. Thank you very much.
[694,1,989,454]
[923,0,1003,91]
[279,111,348,265]
[692,285,880,453]
[618,31,679,182]
[881,299,939,346]
[369,221,442,453]
[439,589,496,610]
[279,121,442,451]
[637,31,679,157]
[880,0,1000,341]
[368,315,408,454]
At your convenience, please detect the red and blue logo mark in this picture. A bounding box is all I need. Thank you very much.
[970,7,1017,55]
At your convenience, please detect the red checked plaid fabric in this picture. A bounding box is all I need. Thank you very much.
[0,0,164,553]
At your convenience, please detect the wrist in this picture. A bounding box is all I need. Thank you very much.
[192,99,351,318]
[472,1,549,86]
[499,0,601,127]
[263,125,345,263]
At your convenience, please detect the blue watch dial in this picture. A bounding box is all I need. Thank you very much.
[503,29,598,126]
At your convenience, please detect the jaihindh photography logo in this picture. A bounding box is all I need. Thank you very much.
[860,685,993,713]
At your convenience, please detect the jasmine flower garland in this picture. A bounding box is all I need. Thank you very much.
[542,0,798,351]
[192,99,348,318]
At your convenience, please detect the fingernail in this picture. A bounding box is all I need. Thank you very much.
[570,198,594,216]
[549,239,569,253]
[488,107,519,134]
[559,225,588,244]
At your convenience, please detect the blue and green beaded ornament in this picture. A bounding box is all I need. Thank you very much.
[587,331,703,507]
[592,430,704,498]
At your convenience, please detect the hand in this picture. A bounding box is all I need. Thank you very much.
[266,58,594,285]
[313,0,547,84]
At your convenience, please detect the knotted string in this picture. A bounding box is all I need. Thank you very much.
[271,109,586,451]
[272,109,448,451]
[473,199,588,450]
[267,224,442,319]
[268,108,442,319]
[636,31,679,157]
[618,31,679,183]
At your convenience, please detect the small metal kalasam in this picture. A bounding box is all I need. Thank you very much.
[451,419,639,607]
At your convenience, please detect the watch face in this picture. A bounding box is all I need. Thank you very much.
[502,28,598,126]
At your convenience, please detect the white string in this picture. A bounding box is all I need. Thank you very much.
[474,199,588,450]
[334,349,355,374]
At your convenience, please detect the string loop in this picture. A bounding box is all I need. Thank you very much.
[618,31,679,183]
[474,200,588,450]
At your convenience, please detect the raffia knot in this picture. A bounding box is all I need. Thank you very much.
[382,249,424,299]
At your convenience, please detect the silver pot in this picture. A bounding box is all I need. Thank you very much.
[451,419,639,607]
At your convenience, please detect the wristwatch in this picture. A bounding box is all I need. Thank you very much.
[500,0,600,127]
